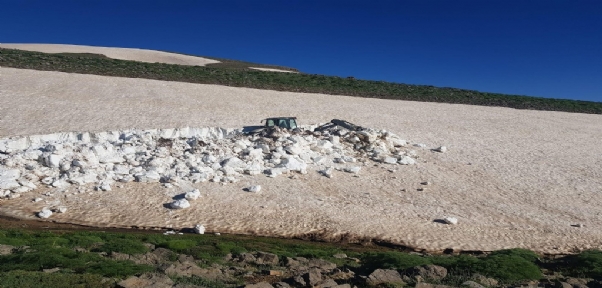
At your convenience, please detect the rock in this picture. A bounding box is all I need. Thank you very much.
[184,189,201,200]
[37,207,53,218]
[0,168,21,190]
[308,258,337,271]
[245,163,263,175]
[170,199,190,209]
[329,268,355,281]
[409,265,448,281]
[303,268,323,287]
[43,267,61,273]
[434,146,448,153]
[443,217,458,225]
[463,281,486,288]
[237,252,257,263]
[0,244,15,255]
[278,157,307,173]
[117,273,175,288]
[267,168,284,178]
[33,197,43,202]
[245,282,274,288]
[316,279,339,288]
[398,156,416,165]
[221,157,246,169]
[46,154,63,168]
[321,167,334,178]
[333,253,347,259]
[565,278,589,288]
[383,157,398,164]
[248,185,262,193]
[162,260,205,278]
[389,138,407,147]
[100,183,112,191]
[285,144,305,155]
[136,171,161,183]
[357,131,377,143]
[274,282,291,288]
[471,274,498,287]
[41,177,53,185]
[415,283,456,288]
[284,256,308,270]
[193,224,205,234]
[57,207,67,213]
[255,251,279,265]
[344,166,361,174]
[366,269,405,286]
[316,140,334,150]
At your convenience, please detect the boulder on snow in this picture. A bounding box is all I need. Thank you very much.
[184,189,201,200]
[321,167,334,178]
[443,217,458,225]
[221,157,246,169]
[193,224,205,234]
[277,157,307,173]
[398,156,416,165]
[0,168,21,190]
[344,166,361,174]
[247,185,261,193]
[434,146,448,153]
[170,199,190,209]
[37,207,53,218]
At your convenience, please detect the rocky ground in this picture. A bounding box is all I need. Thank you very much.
[0,240,596,288]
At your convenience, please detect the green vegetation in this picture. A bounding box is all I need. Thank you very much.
[0,271,110,288]
[0,228,601,287]
[557,249,602,279]
[160,49,300,71]
[1,48,600,114]
[361,249,541,284]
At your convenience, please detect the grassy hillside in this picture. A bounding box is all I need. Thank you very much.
[1,48,600,114]
[0,228,601,287]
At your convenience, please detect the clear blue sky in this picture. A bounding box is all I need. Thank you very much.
[1,0,601,102]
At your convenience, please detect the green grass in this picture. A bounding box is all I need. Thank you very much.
[361,249,542,284]
[90,236,149,255]
[1,47,600,114]
[157,49,299,72]
[1,228,602,287]
[0,271,110,288]
[0,246,152,277]
[557,249,602,279]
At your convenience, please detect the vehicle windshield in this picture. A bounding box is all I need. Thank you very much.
[266,118,296,129]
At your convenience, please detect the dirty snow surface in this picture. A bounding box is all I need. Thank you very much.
[1,67,602,254]
[249,67,297,73]
[0,43,220,66]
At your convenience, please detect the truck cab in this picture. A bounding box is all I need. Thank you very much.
[263,117,298,129]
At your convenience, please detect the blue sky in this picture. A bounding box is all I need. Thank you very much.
[1,0,601,102]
